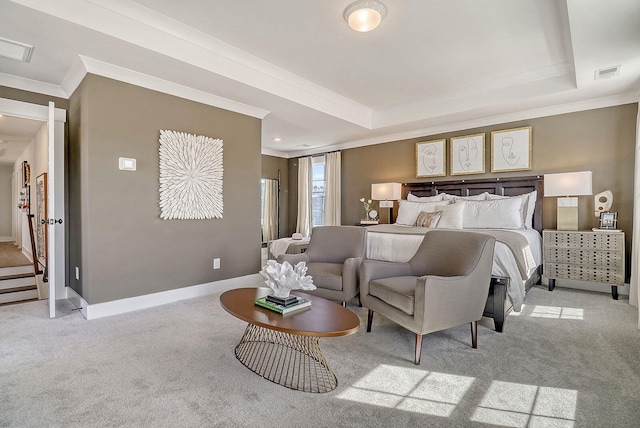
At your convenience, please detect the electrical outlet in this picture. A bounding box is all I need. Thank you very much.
[75,267,80,280]
[213,258,220,269]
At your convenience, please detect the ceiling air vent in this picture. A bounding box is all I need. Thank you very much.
[0,37,34,63]
[594,65,620,80]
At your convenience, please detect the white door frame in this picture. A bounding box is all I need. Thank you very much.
[0,98,67,317]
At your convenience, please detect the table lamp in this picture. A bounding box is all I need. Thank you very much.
[544,171,593,230]
[371,182,402,223]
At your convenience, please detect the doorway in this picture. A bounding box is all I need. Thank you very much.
[0,98,66,316]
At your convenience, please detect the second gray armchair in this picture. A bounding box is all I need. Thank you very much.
[360,230,496,364]
[277,226,367,305]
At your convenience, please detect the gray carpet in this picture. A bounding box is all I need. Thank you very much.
[1,285,639,427]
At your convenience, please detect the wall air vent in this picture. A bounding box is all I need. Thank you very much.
[594,65,620,80]
[0,37,34,63]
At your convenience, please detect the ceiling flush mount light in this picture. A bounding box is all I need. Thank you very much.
[0,37,34,62]
[273,137,282,142]
[344,0,387,32]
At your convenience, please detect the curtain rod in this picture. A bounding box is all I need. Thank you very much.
[297,149,341,160]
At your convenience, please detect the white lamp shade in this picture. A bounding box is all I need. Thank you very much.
[371,182,402,200]
[544,171,593,197]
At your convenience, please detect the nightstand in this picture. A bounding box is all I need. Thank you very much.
[543,230,624,300]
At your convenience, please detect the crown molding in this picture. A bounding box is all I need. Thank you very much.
[284,92,639,158]
[12,0,372,128]
[0,71,67,98]
[63,56,270,119]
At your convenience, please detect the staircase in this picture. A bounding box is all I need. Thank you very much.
[0,265,38,305]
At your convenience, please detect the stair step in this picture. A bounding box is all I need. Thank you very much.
[0,285,37,294]
[0,272,34,281]
[0,288,39,304]
[0,265,33,276]
[0,276,36,292]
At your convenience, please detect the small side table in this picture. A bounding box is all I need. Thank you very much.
[543,229,624,300]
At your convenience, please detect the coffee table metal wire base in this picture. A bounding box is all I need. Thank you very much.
[234,323,338,393]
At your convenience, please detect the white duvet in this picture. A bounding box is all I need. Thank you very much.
[365,227,542,311]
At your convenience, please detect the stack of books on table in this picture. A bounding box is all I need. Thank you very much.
[254,295,312,314]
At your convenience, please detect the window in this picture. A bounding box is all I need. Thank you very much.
[311,156,325,227]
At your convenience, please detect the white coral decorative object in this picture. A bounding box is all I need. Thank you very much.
[260,260,316,298]
[159,130,223,220]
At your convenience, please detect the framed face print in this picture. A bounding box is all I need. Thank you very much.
[450,133,485,175]
[416,139,446,177]
[491,126,532,172]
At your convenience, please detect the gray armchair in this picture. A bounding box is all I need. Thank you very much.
[277,226,367,305]
[360,230,496,364]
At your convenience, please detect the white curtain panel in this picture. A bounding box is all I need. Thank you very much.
[262,179,278,242]
[323,152,342,226]
[296,156,313,237]
[630,101,640,328]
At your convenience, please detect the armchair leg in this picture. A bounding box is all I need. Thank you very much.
[366,310,374,332]
[414,334,423,365]
[471,321,478,349]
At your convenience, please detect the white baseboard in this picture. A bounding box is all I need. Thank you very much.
[22,248,33,263]
[76,274,262,320]
[0,236,13,242]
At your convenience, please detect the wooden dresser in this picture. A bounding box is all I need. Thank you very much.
[543,230,624,299]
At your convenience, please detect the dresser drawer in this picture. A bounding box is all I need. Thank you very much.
[543,231,624,251]
[543,248,624,268]
[544,263,624,285]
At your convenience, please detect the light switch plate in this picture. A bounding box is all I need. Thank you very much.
[118,157,136,171]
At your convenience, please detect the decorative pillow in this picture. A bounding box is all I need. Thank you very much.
[415,211,442,228]
[395,200,450,226]
[407,193,444,202]
[463,199,525,229]
[486,190,536,229]
[441,192,489,202]
[434,202,465,229]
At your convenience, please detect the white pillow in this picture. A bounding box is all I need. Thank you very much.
[486,190,537,229]
[407,193,444,202]
[434,201,466,229]
[463,199,525,229]
[395,200,450,226]
[441,192,489,202]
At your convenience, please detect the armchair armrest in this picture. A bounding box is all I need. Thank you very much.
[415,273,491,334]
[276,253,310,265]
[342,257,363,299]
[360,260,412,296]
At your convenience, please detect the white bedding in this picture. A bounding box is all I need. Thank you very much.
[365,226,542,311]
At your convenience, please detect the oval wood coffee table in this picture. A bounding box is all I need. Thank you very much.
[220,287,360,393]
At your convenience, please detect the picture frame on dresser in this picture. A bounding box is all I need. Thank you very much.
[450,133,484,175]
[490,126,532,172]
[416,139,446,177]
[598,212,618,230]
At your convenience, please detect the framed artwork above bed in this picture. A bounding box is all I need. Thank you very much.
[450,133,485,175]
[416,139,446,178]
[490,126,532,172]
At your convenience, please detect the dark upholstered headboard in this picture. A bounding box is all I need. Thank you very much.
[402,175,544,232]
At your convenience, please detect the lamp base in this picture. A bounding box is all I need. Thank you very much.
[557,197,578,230]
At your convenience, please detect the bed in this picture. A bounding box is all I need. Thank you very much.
[365,176,544,332]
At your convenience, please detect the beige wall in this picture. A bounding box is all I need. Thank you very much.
[261,155,289,238]
[289,104,637,272]
[68,75,262,304]
[0,85,69,110]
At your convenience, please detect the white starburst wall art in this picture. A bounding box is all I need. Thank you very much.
[159,130,224,220]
